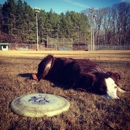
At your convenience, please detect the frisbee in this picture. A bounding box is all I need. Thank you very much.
[11,93,70,117]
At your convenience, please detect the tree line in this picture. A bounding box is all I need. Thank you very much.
[0,0,89,44]
[82,2,130,46]
[0,0,130,46]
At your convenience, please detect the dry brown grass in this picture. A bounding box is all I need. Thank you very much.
[0,50,130,130]
[0,50,130,62]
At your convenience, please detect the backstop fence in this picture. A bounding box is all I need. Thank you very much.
[47,37,73,50]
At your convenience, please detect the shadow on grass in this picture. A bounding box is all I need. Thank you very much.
[18,73,33,79]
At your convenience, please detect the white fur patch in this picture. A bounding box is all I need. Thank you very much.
[42,59,52,78]
[46,60,52,69]
[104,77,119,99]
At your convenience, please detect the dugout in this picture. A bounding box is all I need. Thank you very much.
[0,43,9,51]
[73,42,87,50]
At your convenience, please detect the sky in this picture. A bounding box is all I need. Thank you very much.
[0,0,130,14]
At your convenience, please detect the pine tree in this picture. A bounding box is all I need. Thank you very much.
[38,10,47,43]
[1,0,89,44]
[2,0,17,36]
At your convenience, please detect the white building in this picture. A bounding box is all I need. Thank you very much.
[0,43,9,51]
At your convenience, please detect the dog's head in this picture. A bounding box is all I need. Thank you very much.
[104,72,121,99]
[89,72,121,99]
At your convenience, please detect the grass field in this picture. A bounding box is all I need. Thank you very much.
[0,50,130,130]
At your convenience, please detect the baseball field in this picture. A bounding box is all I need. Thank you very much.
[0,50,130,130]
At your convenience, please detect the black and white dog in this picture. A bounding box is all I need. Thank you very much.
[32,55,126,99]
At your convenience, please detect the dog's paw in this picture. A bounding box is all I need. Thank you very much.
[32,74,38,81]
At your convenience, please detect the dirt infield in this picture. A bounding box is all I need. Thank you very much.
[0,50,130,130]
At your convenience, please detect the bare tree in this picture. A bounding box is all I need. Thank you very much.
[82,2,130,48]
[115,2,130,45]
[0,4,2,34]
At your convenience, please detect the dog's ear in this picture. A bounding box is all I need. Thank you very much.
[73,73,96,90]
[106,71,121,83]
[92,72,107,94]
[81,73,97,91]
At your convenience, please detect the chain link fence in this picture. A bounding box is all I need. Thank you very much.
[47,37,73,50]
[8,43,130,51]
[87,45,130,50]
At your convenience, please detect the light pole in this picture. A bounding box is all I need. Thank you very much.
[93,14,96,51]
[89,8,94,51]
[89,8,96,51]
[35,7,40,51]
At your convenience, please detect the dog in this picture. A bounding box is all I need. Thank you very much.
[32,55,126,99]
